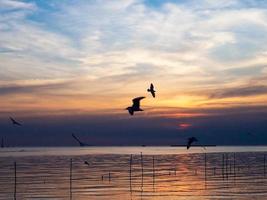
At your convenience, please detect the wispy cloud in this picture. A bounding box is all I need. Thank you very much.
[0,0,36,11]
[210,85,267,99]
[1,0,267,115]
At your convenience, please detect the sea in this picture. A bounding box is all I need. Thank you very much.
[1,146,267,200]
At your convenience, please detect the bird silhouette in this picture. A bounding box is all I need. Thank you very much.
[126,97,145,115]
[84,161,90,166]
[147,83,156,98]
[10,117,22,126]
[202,146,207,150]
[72,133,89,147]
[187,137,198,149]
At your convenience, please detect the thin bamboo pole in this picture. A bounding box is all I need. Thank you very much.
[14,161,16,200]
[70,158,72,200]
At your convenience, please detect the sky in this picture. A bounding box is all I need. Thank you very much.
[1,0,267,146]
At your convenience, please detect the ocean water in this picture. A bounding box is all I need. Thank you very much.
[0,146,267,200]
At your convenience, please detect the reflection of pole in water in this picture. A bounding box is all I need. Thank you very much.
[225,153,228,179]
[233,153,236,178]
[204,153,207,188]
[230,153,232,175]
[141,152,143,183]
[222,154,224,179]
[129,154,133,192]
[70,158,72,200]
[152,155,155,191]
[264,154,266,177]
[226,153,230,179]
[14,161,16,200]
[140,152,144,192]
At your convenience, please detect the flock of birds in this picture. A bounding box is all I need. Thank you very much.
[126,83,197,149]
[126,83,155,115]
[6,83,198,150]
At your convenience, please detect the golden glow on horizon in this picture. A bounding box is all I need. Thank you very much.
[2,90,267,118]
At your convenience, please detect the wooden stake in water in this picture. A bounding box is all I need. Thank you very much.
[14,161,16,200]
[152,156,155,176]
[130,154,132,179]
[264,154,266,177]
[204,153,207,185]
[70,158,72,200]
[129,154,132,192]
[225,153,228,179]
[222,154,224,179]
[141,152,144,188]
[233,153,236,178]
[152,155,155,190]
[229,153,232,175]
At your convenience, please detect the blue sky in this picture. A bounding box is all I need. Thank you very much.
[1,0,267,146]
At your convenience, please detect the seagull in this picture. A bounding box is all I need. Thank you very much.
[10,117,22,126]
[84,161,90,166]
[187,137,198,149]
[126,97,145,115]
[147,83,156,98]
[202,146,207,150]
[72,133,89,147]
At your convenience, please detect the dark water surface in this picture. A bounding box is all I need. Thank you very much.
[1,146,267,200]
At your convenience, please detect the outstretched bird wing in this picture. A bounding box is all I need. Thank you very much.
[187,137,198,149]
[132,96,145,108]
[10,117,22,126]
[150,84,156,97]
[72,133,86,146]
[10,117,15,123]
[187,139,191,149]
[150,83,154,90]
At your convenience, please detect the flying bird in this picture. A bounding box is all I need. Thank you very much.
[147,83,156,98]
[72,133,89,147]
[126,96,145,115]
[84,161,90,166]
[10,117,22,126]
[187,137,198,149]
[202,146,207,150]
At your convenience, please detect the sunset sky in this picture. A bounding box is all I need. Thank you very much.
[1,0,267,146]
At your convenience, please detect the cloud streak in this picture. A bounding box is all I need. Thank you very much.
[1,0,267,117]
[210,85,267,99]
